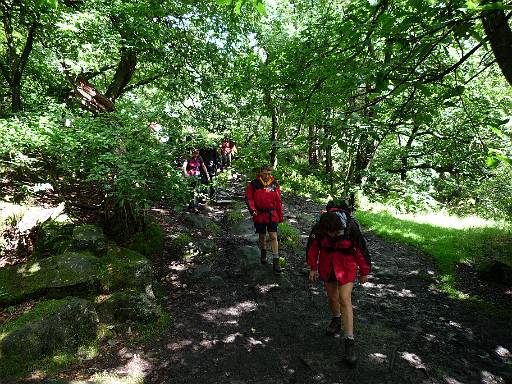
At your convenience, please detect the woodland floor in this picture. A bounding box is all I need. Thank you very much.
[4,177,512,384]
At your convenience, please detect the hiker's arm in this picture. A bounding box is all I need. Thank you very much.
[275,184,284,222]
[201,162,211,181]
[306,237,319,274]
[354,246,371,279]
[182,160,188,176]
[245,183,257,215]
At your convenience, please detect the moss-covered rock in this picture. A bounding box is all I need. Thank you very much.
[95,288,161,323]
[127,222,164,259]
[97,246,153,292]
[182,213,220,234]
[0,297,98,374]
[0,252,99,305]
[72,224,106,254]
[238,245,261,275]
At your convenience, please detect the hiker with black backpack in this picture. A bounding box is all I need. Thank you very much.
[245,165,284,273]
[306,200,371,366]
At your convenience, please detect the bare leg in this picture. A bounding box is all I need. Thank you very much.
[338,282,354,336]
[258,233,266,251]
[268,231,278,256]
[324,281,341,316]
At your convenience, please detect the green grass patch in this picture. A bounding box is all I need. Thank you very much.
[356,209,512,274]
[127,221,165,258]
[279,222,302,251]
[356,208,512,316]
[226,201,246,224]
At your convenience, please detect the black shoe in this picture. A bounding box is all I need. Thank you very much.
[272,258,282,273]
[344,337,357,366]
[260,250,268,264]
[325,316,341,336]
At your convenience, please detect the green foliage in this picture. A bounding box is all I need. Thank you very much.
[205,221,222,235]
[32,220,75,259]
[226,201,246,224]
[127,221,165,259]
[278,222,302,250]
[168,232,195,260]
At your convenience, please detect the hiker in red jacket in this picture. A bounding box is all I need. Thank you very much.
[182,148,210,213]
[219,136,237,169]
[307,206,371,366]
[245,165,284,273]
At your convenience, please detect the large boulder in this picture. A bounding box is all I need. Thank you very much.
[97,246,153,292]
[0,297,98,367]
[96,287,161,323]
[0,252,98,305]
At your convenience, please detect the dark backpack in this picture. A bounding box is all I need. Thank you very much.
[306,200,369,260]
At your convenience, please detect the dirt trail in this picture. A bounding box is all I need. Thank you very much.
[32,186,511,384]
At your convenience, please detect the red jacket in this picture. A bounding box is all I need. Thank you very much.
[307,219,371,285]
[245,177,283,224]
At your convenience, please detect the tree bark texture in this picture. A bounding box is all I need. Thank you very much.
[0,2,38,112]
[481,1,512,87]
[106,48,138,101]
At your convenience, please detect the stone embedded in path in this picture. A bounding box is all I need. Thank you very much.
[237,245,294,290]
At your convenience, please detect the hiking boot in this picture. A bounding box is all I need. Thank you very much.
[344,337,357,366]
[260,250,268,264]
[325,316,342,336]
[272,257,282,273]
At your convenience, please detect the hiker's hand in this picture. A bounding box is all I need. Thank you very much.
[252,211,258,217]
[309,270,318,282]
[359,275,368,284]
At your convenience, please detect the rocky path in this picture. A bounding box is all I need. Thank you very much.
[43,187,511,384]
[130,190,510,384]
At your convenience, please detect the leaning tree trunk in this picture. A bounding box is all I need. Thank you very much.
[481,0,512,87]
[105,48,137,100]
[0,8,38,113]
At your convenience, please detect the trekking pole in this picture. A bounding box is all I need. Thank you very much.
[349,192,355,213]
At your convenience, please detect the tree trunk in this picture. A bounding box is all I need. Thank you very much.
[324,124,333,174]
[106,48,137,100]
[481,1,512,86]
[270,105,278,168]
[264,89,279,168]
[0,3,38,113]
[308,125,318,166]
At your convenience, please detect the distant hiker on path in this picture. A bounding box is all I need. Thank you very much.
[219,136,237,169]
[183,148,211,213]
[199,146,220,199]
[306,202,371,365]
[245,165,284,273]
